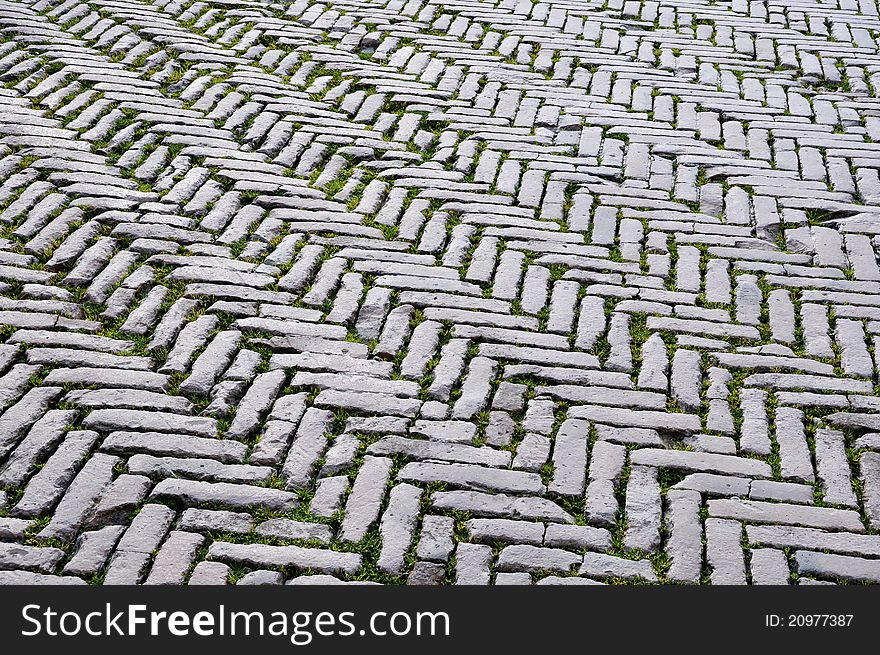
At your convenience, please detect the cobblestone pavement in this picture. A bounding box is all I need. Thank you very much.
[0,0,879,587]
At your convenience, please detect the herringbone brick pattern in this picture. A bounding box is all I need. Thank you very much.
[0,0,879,585]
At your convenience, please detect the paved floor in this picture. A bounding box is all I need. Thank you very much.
[0,0,879,586]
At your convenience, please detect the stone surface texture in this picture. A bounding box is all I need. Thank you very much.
[0,0,878,586]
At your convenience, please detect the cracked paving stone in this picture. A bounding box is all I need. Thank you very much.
[585,441,625,527]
